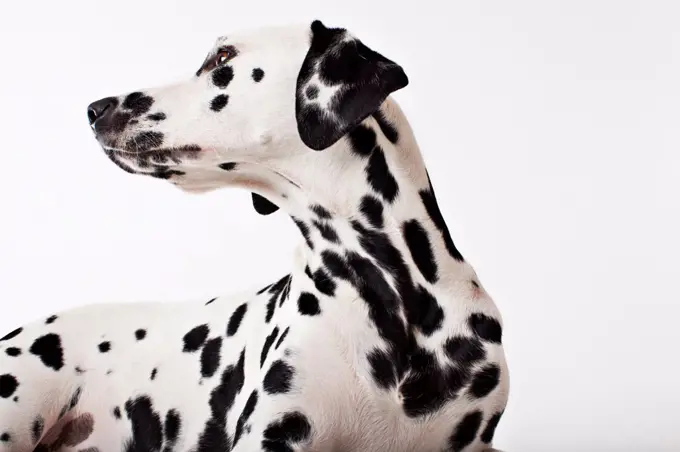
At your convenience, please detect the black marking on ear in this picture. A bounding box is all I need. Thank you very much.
[402,220,438,283]
[1,327,23,341]
[212,66,234,88]
[219,162,238,171]
[210,94,229,112]
[373,109,399,144]
[449,411,483,452]
[480,411,504,444]
[252,68,265,82]
[252,193,279,215]
[295,20,409,151]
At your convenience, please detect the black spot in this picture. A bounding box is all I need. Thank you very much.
[310,204,332,219]
[263,360,295,394]
[200,337,223,378]
[205,297,217,305]
[449,411,483,452]
[348,124,377,156]
[480,411,504,444]
[124,395,163,452]
[164,409,181,446]
[150,368,157,380]
[5,347,21,357]
[32,416,44,443]
[227,303,248,337]
[195,349,246,452]
[75,366,85,374]
[373,109,399,144]
[210,94,229,112]
[297,292,321,316]
[279,278,292,307]
[257,284,272,294]
[275,327,289,350]
[45,315,58,324]
[98,341,111,353]
[366,147,399,202]
[469,364,501,399]
[252,68,265,82]
[126,131,164,152]
[367,348,396,389]
[0,374,18,398]
[419,178,464,261]
[412,286,444,335]
[311,220,339,243]
[402,220,438,283]
[0,327,22,342]
[444,336,486,366]
[212,65,234,88]
[183,324,210,352]
[468,313,502,344]
[219,162,238,171]
[29,333,64,371]
[305,85,319,100]
[399,348,452,417]
[266,275,290,323]
[67,387,83,411]
[360,195,384,229]
[309,268,336,297]
[261,327,280,368]
[292,218,314,250]
[147,112,166,121]
[123,92,154,116]
[113,407,121,419]
[262,411,312,452]
[233,390,258,447]
[321,250,352,281]
[0,433,9,442]
[135,329,146,340]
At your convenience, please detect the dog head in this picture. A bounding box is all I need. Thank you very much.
[87,20,408,213]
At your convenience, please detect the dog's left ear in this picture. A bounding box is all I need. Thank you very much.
[251,193,279,215]
[296,20,409,151]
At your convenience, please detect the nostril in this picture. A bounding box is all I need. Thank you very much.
[87,97,117,127]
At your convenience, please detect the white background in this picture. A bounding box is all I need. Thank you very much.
[1,1,678,450]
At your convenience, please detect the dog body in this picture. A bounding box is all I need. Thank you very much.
[0,21,508,452]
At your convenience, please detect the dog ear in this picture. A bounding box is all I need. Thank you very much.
[296,20,409,151]
[251,193,279,215]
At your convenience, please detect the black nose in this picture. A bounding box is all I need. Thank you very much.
[87,97,118,127]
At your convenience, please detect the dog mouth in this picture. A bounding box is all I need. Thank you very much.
[100,143,203,179]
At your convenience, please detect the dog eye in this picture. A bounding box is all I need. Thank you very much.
[216,47,236,64]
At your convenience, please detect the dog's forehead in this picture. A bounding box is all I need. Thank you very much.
[210,23,312,53]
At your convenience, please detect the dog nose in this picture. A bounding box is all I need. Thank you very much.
[87,97,117,128]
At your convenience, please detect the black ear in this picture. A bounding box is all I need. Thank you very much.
[251,193,279,215]
[296,20,409,151]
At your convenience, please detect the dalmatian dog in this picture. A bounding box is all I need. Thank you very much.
[0,20,508,452]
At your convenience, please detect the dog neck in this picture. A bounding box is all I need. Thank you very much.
[238,97,475,291]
